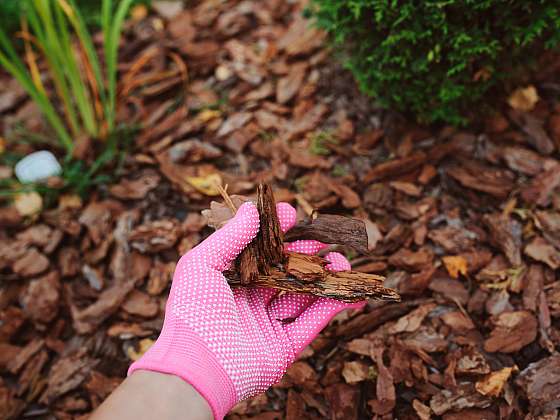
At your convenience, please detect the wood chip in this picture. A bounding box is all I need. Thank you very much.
[516,354,560,413]
[20,271,60,323]
[122,290,159,318]
[430,383,492,416]
[342,361,370,384]
[12,247,49,277]
[484,311,537,353]
[129,220,180,253]
[524,236,560,269]
[40,355,98,404]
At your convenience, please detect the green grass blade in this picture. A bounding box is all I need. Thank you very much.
[105,0,134,131]
[50,1,99,137]
[31,0,83,135]
[62,0,108,129]
[0,26,73,153]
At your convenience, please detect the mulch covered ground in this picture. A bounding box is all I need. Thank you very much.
[2,0,560,418]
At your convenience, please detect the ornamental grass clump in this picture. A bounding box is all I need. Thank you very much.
[0,0,134,154]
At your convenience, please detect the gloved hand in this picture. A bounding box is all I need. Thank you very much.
[128,202,362,419]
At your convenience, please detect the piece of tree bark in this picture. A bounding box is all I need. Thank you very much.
[284,214,369,253]
[226,252,400,302]
[255,183,284,271]
[213,183,399,302]
[237,184,284,284]
[238,248,259,285]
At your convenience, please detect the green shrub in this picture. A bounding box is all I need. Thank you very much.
[308,1,560,125]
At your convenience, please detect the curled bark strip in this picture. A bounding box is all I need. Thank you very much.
[284,214,368,254]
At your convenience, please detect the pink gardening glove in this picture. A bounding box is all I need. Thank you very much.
[128,202,362,419]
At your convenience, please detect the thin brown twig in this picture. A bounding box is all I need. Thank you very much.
[216,183,237,213]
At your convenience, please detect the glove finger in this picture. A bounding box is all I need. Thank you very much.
[276,202,297,233]
[267,206,331,320]
[168,268,235,319]
[186,202,259,272]
[269,293,318,321]
[283,297,350,356]
[268,252,350,320]
[250,287,278,306]
[285,240,328,255]
[323,251,351,271]
[282,252,365,354]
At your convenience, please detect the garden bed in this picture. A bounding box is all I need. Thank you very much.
[1,0,560,418]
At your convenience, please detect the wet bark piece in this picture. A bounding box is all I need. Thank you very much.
[516,354,560,413]
[284,214,368,254]
[513,112,555,155]
[535,210,560,248]
[226,254,399,302]
[521,164,560,206]
[388,248,433,271]
[68,212,137,334]
[12,247,49,277]
[445,160,515,199]
[285,389,306,419]
[238,249,259,285]
[483,213,522,266]
[430,383,492,415]
[502,145,550,175]
[20,271,60,323]
[255,184,284,269]
[524,236,560,270]
[326,383,359,420]
[369,347,396,415]
[129,219,180,253]
[483,310,537,353]
[335,300,422,338]
[363,152,426,183]
[7,339,44,374]
[40,355,99,404]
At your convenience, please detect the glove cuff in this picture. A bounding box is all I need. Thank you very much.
[128,319,237,419]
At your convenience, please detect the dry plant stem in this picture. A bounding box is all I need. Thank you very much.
[284,214,369,254]
[215,183,237,215]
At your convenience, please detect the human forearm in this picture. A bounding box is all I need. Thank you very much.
[91,370,213,420]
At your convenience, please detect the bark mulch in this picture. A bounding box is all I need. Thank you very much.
[1,0,560,418]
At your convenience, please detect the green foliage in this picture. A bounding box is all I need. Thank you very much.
[308,0,560,125]
[0,0,134,155]
[0,0,149,33]
[331,164,348,177]
[309,130,337,155]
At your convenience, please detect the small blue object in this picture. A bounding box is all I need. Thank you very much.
[14,150,62,183]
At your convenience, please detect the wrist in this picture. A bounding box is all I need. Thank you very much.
[91,370,213,420]
[131,371,213,420]
[128,319,237,419]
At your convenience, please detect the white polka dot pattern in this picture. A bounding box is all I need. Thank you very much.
[128,202,364,419]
